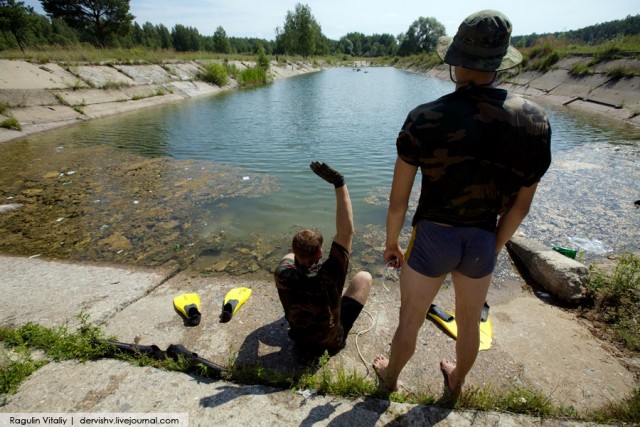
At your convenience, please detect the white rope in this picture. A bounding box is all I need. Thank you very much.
[353,261,400,374]
[354,308,375,375]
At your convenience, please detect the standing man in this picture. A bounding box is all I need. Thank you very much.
[275,162,372,364]
[373,10,551,395]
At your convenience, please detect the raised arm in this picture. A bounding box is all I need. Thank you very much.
[310,162,354,253]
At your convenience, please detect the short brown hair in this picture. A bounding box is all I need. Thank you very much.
[292,228,323,260]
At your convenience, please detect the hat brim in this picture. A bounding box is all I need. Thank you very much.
[436,36,522,72]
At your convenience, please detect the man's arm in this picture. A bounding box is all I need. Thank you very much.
[495,183,539,256]
[310,162,354,253]
[385,157,418,267]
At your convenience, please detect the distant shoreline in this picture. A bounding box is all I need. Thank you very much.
[1,56,638,145]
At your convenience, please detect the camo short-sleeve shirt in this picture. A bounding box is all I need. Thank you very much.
[397,85,551,231]
[274,241,349,352]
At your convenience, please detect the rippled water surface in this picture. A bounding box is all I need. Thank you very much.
[1,67,638,279]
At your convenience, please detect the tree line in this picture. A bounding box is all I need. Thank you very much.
[512,14,640,48]
[0,0,450,57]
[2,1,638,57]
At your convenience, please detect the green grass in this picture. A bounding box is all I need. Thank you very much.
[569,62,593,76]
[0,100,8,115]
[587,253,640,351]
[1,318,638,423]
[238,66,268,87]
[0,117,21,131]
[197,62,230,86]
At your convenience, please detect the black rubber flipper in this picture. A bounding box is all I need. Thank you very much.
[427,304,454,322]
[105,340,166,360]
[166,343,227,372]
[481,302,490,323]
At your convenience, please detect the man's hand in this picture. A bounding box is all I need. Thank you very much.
[310,161,345,188]
[309,162,344,188]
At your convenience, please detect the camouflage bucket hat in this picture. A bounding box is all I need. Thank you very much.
[437,9,522,71]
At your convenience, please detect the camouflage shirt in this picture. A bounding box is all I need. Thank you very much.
[397,85,551,231]
[274,241,349,353]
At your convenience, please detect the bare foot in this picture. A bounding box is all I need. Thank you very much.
[372,354,397,391]
[440,359,463,396]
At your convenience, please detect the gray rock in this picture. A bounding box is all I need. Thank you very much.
[506,234,589,303]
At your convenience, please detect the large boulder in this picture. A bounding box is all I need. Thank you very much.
[506,235,589,304]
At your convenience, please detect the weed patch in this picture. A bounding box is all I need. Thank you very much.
[238,66,267,87]
[587,253,640,351]
[197,62,229,86]
[0,117,21,131]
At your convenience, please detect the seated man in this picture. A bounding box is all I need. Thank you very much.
[274,162,372,363]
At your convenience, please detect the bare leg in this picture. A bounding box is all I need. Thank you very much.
[440,271,492,393]
[343,271,372,305]
[373,263,445,390]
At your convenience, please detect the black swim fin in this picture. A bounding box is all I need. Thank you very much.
[166,343,227,372]
[173,293,202,326]
[219,287,252,323]
[105,340,166,360]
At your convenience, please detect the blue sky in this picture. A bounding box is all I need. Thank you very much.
[23,0,640,40]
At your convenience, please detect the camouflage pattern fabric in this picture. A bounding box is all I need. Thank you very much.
[274,241,349,353]
[397,85,551,232]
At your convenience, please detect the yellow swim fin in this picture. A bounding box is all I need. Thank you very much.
[479,302,493,351]
[173,293,201,326]
[220,287,252,323]
[427,302,492,351]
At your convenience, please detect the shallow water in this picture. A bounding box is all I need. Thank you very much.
[0,67,638,282]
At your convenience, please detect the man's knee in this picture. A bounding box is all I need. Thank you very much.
[345,271,372,304]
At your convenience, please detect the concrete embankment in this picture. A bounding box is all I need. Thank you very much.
[0,254,630,426]
[0,58,324,143]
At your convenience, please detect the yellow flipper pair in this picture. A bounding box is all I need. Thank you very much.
[427,302,493,351]
[173,287,252,325]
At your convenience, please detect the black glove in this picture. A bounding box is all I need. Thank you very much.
[310,161,344,188]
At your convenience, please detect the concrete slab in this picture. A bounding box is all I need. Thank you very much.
[54,88,130,106]
[1,359,602,427]
[163,62,203,81]
[0,127,23,143]
[0,60,82,90]
[10,105,83,126]
[528,69,578,92]
[0,89,59,108]
[81,94,184,119]
[0,255,177,328]
[548,74,611,100]
[589,76,640,110]
[169,81,223,98]
[114,64,173,85]
[98,264,635,413]
[73,65,137,89]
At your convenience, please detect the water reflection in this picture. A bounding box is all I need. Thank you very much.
[0,67,638,282]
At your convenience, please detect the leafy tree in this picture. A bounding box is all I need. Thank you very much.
[276,3,324,57]
[0,0,37,52]
[212,25,231,53]
[171,24,199,51]
[398,16,445,56]
[40,0,134,47]
[156,23,171,49]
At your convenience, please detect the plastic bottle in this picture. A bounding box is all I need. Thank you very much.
[552,246,577,259]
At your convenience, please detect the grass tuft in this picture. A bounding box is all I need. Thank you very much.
[197,62,229,86]
[0,117,22,131]
[587,253,640,351]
